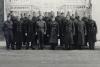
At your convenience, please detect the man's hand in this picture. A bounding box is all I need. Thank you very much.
[25,33,27,36]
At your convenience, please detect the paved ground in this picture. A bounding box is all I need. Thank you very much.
[0,41,100,67]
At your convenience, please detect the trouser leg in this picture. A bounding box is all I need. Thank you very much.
[16,42,22,50]
[44,34,46,45]
[64,42,69,50]
[5,39,10,49]
[51,43,56,50]
[25,34,30,49]
[11,41,15,50]
[31,34,36,49]
[39,34,44,49]
[89,42,95,50]
[5,33,10,49]
[60,36,64,47]
[31,38,35,49]
[25,42,29,49]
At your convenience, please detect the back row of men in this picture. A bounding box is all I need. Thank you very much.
[2,11,97,50]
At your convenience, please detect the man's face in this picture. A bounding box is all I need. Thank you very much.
[52,17,55,21]
[39,16,43,20]
[66,16,70,20]
[51,11,55,17]
[71,14,75,19]
[44,12,48,17]
[28,15,31,20]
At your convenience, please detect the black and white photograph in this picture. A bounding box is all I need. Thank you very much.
[0,0,100,67]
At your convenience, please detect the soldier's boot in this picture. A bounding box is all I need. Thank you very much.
[85,42,88,46]
[16,42,21,50]
[11,44,15,50]
[89,42,95,50]
[60,38,64,47]
[26,42,29,49]
[64,44,68,50]
[51,45,56,50]
[6,44,10,50]
[6,41,10,49]
[39,44,44,50]
[92,42,95,50]
[16,42,19,50]
[31,42,35,50]
[31,45,35,50]
[39,39,44,50]
[19,42,22,50]
[68,45,72,50]
[76,44,81,49]
[89,45,92,50]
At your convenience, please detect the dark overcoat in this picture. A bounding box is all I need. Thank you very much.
[43,17,51,35]
[36,20,47,42]
[55,16,63,36]
[63,19,74,44]
[22,17,29,42]
[77,20,86,45]
[27,19,36,42]
[49,21,58,44]
[2,20,13,44]
[16,20,23,42]
[87,19,97,42]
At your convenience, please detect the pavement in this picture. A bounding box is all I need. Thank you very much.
[0,41,100,67]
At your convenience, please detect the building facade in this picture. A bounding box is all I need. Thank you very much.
[4,0,92,20]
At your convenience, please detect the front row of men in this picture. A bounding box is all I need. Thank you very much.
[2,12,97,50]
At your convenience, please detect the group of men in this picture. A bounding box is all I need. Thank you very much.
[2,11,97,50]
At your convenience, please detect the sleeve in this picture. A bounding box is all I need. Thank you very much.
[72,21,75,35]
[94,21,97,34]
[35,22,38,34]
[2,22,6,32]
[84,23,87,35]
[44,21,47,34]
[57,23,59,36]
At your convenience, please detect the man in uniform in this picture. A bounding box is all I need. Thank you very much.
[60,13,66,47]
[76,16,86,49]
[23,13,29,49]
[36,15,47,49]
[43,12,50,45]
[16,16,23,50]
[49,17,59,50]
[9,12,17,49]
[31,12,38,49]
[55,12,64,47]
[82,17,89,46]
[70,14,75,49]
[87,17,97,49]
[20,13,25,47]
[63,15,74,50]
[3,15,13,49]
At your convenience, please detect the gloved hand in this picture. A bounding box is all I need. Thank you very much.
[25,33,27,36]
